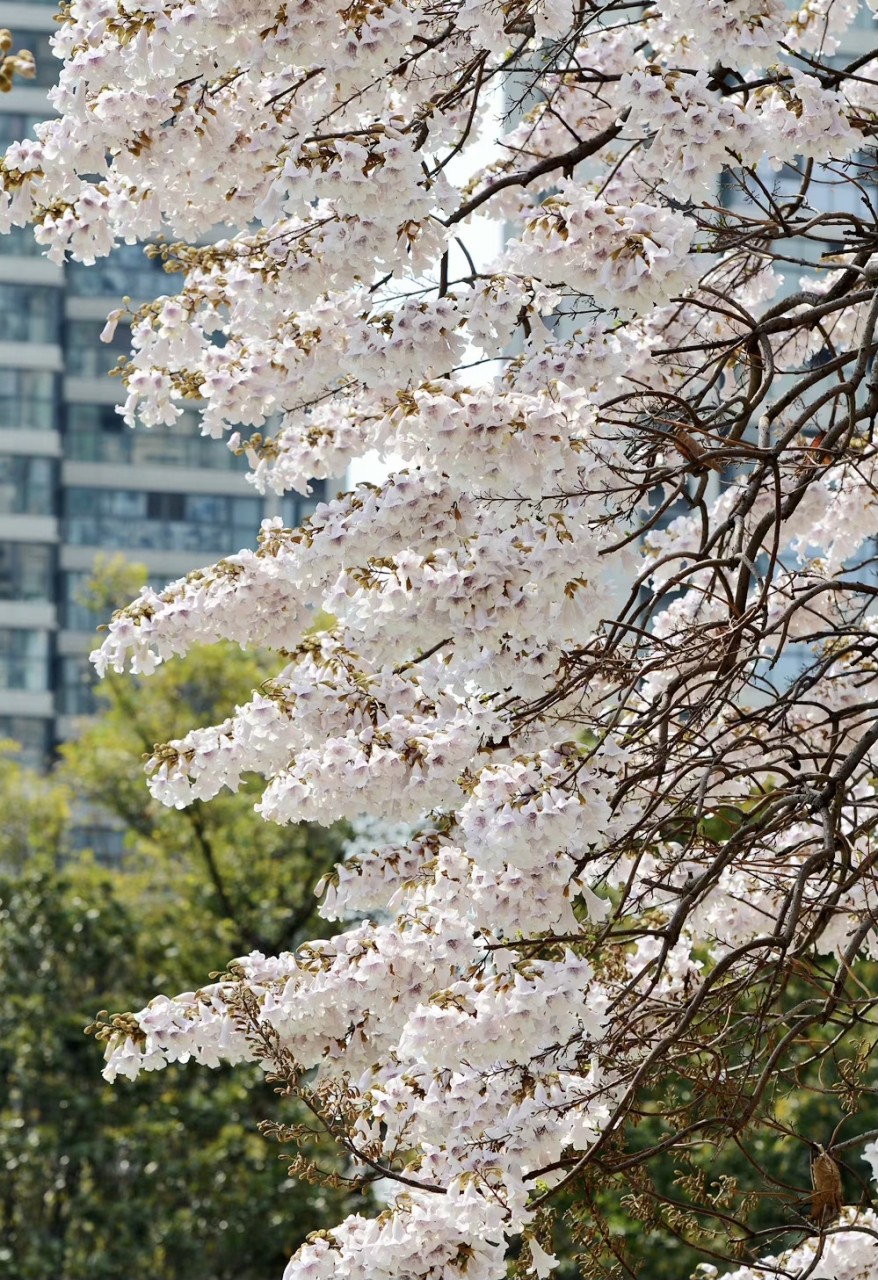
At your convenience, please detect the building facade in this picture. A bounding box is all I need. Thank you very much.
[0,0,324,769]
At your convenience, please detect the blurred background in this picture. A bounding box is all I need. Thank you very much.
[0,621,365,1278]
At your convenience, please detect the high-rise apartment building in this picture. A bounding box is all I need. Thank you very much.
[0,0,324,770]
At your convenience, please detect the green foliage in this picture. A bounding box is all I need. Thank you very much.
[0,856,360,1280]
[0,742,69,872]
[0,566,362,1278]
[73,552,149,623]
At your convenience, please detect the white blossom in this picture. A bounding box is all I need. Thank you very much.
[6,1,877,1277]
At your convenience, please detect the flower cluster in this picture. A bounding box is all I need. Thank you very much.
[7,0,878,1277]
[511,186,699,315]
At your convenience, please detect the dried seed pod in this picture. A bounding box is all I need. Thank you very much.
[673,425,723,473]
[810,1144,843,1227]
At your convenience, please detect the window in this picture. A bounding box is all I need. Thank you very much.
[0,369,56,430]
[0,224,48,257]
[56,654,99,715]
[67,242,168,299]
[67,403,124,438]
[0,456,54,514]
[0,629,49,690]
[64,488,263,552]
[184,494,226,523]
[0,113,52,147]
[280,480,329,529]
[146,491,186,522]
[64,402,248,470]
[62,570,165,632]
[0,543,53,601]
[68,824,127,866]
[64,319,131,378]
[0,717,51,770]
[721,152,877,260]
[0,285,60,344]
[62,571,101,633]
[62,571,95,633]
[9,31,60,89]
[66,488,146,523]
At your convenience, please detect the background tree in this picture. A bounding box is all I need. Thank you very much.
[0,568,359,1278]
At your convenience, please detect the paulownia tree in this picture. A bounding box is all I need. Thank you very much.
[2,0,877,1276]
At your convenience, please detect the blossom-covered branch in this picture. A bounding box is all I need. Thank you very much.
[5,0,877,1275]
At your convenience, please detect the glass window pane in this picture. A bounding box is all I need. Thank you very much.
[0,457,54,514]
[18,544,53,600]
[64,403,248,470]
[0,543,53,600]
[67,243,168,299]
[231,496,261,526]
[186,495,226,524]
[0,285,60,343]
[0,629,49,690]
[68,825,127,865]
[0,113,51,147]
[63,571,93,632]
[0,369,56,430]
[0,224,46,257]
[0,717,50,769]
[10,32,59,89]
[281,482,327,528]
[109,490,148,518]
[62,569,165,632]
[65,319,130,377]
[57,654,99,715]
[63,488,263,552]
